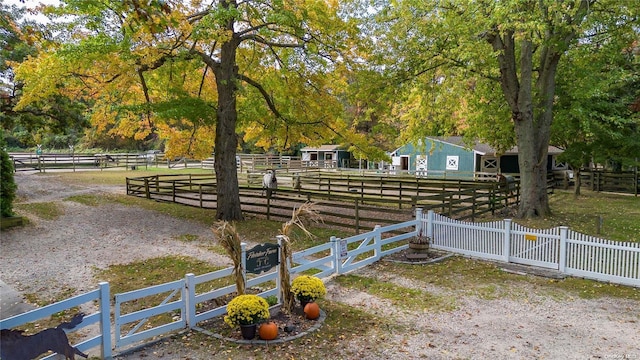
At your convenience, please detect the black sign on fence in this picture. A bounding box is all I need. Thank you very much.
[246,243,280,274]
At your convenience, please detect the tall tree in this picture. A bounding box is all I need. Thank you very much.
[1,2,88,147]
[553,31,640,195]
[370,0,638,218]
[15,0,358,220]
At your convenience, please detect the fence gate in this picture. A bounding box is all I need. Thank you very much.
[508,225,560,269]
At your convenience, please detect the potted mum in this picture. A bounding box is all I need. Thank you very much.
[291,275,326,309]
[224,294,270,339]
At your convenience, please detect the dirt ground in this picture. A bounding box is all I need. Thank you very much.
[1,172,639,360]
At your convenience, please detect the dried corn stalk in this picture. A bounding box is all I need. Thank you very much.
[212,221,245,295]
[280,202,322,313]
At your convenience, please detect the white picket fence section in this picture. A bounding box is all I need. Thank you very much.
[424,210,640,287]
[564,231,640,283]
[2,209,638,359]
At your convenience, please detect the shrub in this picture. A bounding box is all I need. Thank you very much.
[0,131,17,218]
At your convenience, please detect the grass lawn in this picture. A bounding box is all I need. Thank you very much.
[482,189,640,243]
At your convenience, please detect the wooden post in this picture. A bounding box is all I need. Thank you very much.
[266,195,271,220]
[635,168,638,196]
[596,215,603,235]
[355,199,360,234]
[490,184,497,215]
[471,188,476,221]
[399,181,403,209]
[144,178,150,199]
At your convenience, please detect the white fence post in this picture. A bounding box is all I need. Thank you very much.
[504,219,512,262]
[241,242,247,292]
[99,281,112,359]
[331,236,342,274]
[276,235,284,303]
[559,226,568,273]
[426,210,434,239]
[185,273,195,329]
[415,208,423,236]
[374,225,382,260]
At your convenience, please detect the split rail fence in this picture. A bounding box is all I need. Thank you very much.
[2,210,637,359]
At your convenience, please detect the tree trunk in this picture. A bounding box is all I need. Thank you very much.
[490,35,552,218]
[213,25,243,221]
[515,121,550,217]
[484,2,591,218]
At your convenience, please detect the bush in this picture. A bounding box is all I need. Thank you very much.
[1,131,17,217]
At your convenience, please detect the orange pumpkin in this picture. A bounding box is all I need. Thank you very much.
[258,321,278,340]
[304,302,320,320]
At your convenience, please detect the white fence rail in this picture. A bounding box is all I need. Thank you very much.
[114,279,187,349]
[0,282,112,359]
[2,209,638,358]
[425,210,639,287]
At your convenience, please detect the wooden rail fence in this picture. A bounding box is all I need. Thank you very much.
[579,170,639,196]
[126,173,521,233]
[9,153,152,172]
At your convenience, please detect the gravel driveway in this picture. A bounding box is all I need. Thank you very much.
[1,172,638,360]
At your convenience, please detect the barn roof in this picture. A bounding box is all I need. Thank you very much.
[300,145,347,152]
[424,136,564,156]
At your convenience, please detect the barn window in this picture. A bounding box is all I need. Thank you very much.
[552,157,568,170]
[446,156,459,170]
[416,155,428,176]
[483,157,498,170]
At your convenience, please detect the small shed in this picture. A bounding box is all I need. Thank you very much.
[300,145,352,168]
[390,136,567,178]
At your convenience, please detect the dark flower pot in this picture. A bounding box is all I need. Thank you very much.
[240,324,257,340]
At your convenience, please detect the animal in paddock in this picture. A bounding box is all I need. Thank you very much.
[0,312,89,360]
[262,169,278,198]
[496,173,517,204]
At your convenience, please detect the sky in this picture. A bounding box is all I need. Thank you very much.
[4,0,60,22]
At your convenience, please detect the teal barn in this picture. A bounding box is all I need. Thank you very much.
[389,136,567,178]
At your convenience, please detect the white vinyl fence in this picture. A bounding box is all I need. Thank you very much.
[0,282,112,359]
[2,209,637,359]
[424,210,640,287]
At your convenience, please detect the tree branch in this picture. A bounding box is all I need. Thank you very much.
[236,73,284,119]
[240,33,304,49]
